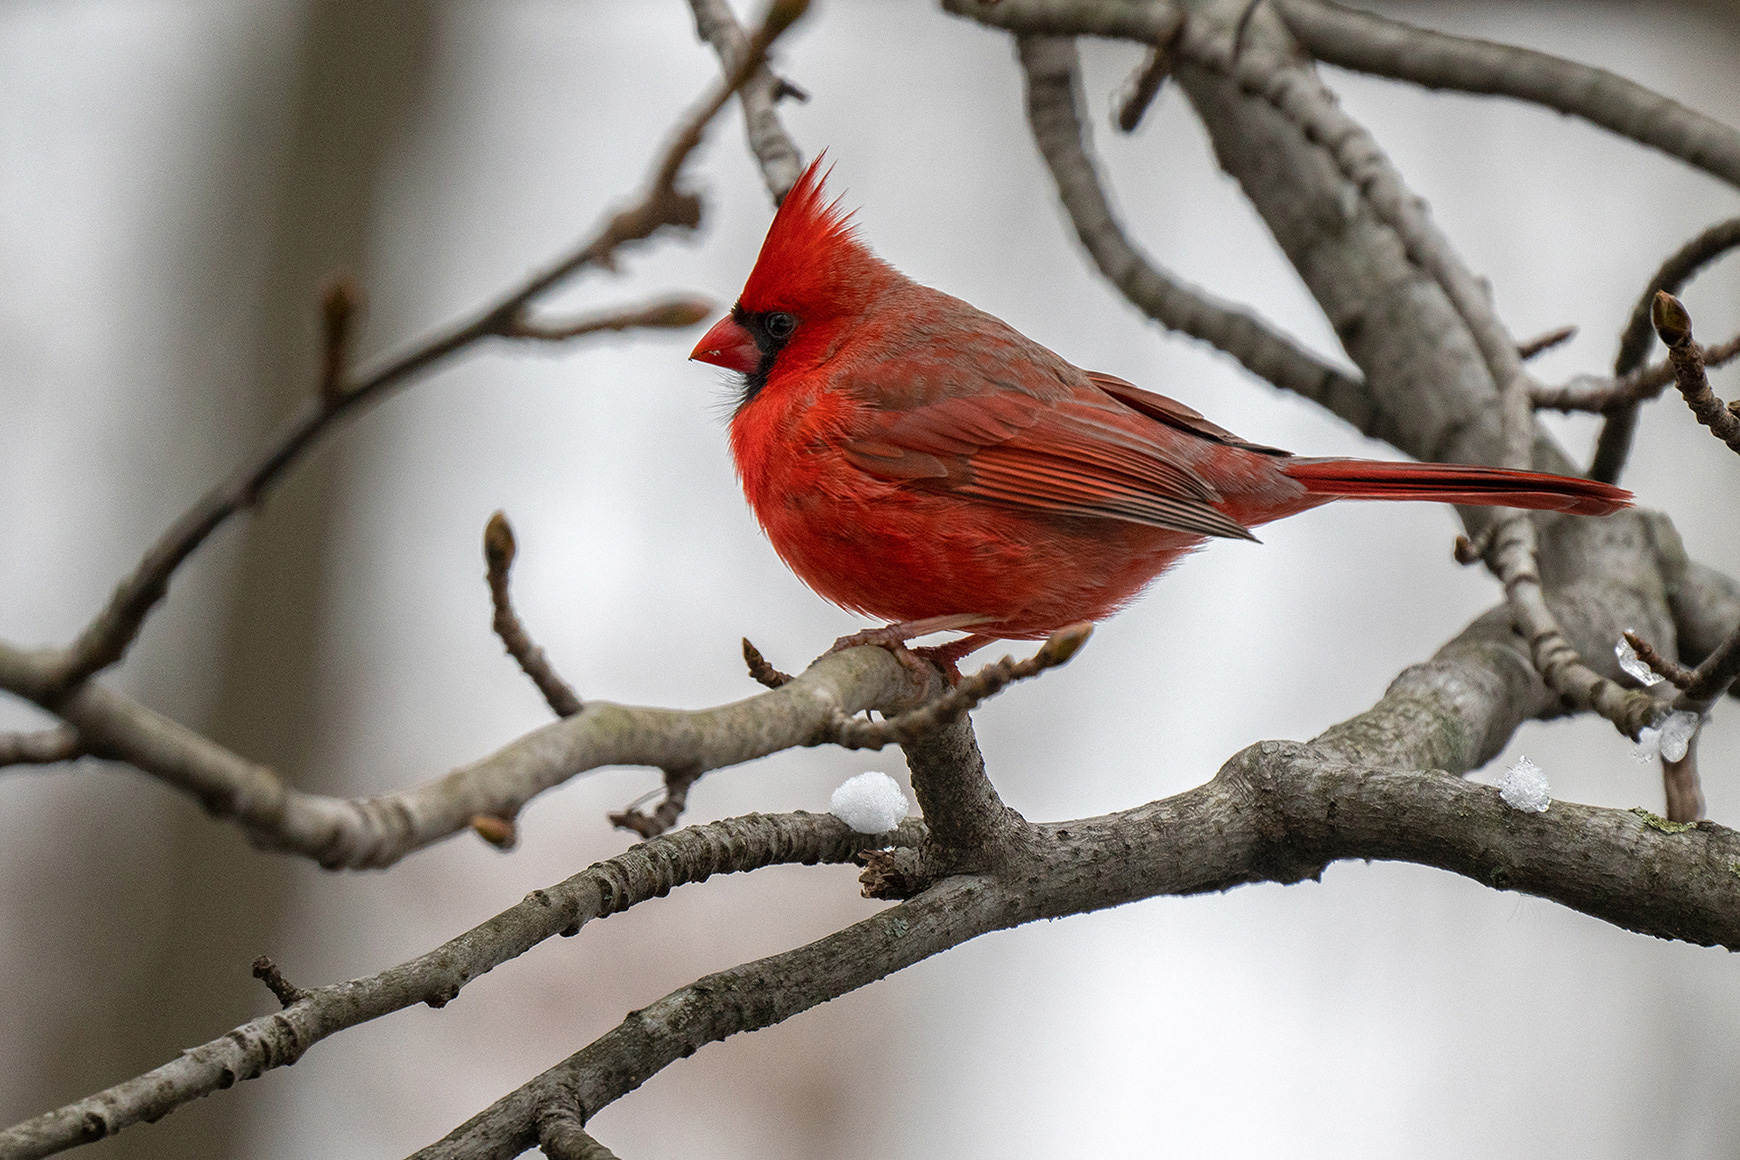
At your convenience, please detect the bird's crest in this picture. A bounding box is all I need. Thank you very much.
[739,154,888,316]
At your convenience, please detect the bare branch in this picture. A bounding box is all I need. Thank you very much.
[419,752,1740,1159]
[607,765,701,840]
[1273,0,1740,190]
[1531,334,1740,414]
[1681,626,1740,709]
[504,296,715,344]
[826,624,1091,750]
[536,1109,621,1160]
[1592,218,1740,481]
[0,725,83,768]
[34,0,810,697]
[0,638,927,869]
[944,0,1180,42]
[1116,33,1178,132]
[1622,629,1695,690]
[250,956,308,1009]
[483,512,584,719]
[741,638,792,689]
[317,274,361,406]
[1015,34,1377,431]
[1661,740,1705,826]
[1166,7,1655,740]
[0,810,914,1160]
[1652,290,1740,456]
[687,0,807,202]
[1516,325,1575,361]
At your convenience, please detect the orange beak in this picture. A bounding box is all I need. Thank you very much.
[689,313,760,374]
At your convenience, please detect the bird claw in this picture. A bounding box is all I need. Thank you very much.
[827,625,993,685]
[828,626,936,682]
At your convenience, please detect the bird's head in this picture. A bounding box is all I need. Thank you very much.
[691,154,894,402]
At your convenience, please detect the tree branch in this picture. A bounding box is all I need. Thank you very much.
[1592,217,1740,482]
[1273,0,1740,191]
[502,296,714,344]
[417,745,1740,1160]
[686,0,808,203]
[31,0,809,698]
[1014,32,1379,433]
[0,725,83,768]
[483,513,584,720]
[0,639,929,868]
[0,810,918,1160]
[1652,290,1740,456]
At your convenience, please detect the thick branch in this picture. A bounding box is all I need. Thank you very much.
[419,750,1740,1159]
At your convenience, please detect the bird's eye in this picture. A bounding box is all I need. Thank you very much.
[764,311,797,340]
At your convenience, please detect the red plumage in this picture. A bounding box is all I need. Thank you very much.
[692,159,1631,649]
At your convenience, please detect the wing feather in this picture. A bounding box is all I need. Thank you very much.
[838,360,1260,541]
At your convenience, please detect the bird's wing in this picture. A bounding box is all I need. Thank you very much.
[1082,371,1290,457]
[840,366,1259,541]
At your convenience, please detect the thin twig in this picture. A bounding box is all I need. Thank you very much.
[0,725,83,767]
[1116,35,1178,132]
[1531,334,1740,413]
[1622,630,1695,690]
[1452,527,1495,566]
[251,956,308,1009]
[608,765,701,839]
[742,637,792,688]
[317,275,361,406]
[0,631,922,870]
[506,295,714,343]
[1677,621,1740,708]
[37,1,807,698]
[1592,218,1740,481]
[1516,325,1576,361]
[828,625,1091,750]
[484,512,583,719]
[1653,291,1740,456]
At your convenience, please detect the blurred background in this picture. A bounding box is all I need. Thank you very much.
[5,2,1740,1156]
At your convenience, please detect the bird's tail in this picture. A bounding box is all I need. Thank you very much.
[1282,458,1632,517]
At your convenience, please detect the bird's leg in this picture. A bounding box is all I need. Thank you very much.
[829,613,989,654]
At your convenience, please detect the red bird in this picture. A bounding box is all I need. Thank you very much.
[692,159,1631,665]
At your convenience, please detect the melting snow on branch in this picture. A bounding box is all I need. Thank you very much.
[830,771,910,833]
[1615,634,1660,686]
[1499,756,1551,813]
[1635,710,1701,763]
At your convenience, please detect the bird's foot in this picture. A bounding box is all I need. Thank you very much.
[828,619,996,686]
[909,635,997,684]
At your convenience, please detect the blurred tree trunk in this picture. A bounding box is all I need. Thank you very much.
[20,4,439,1156]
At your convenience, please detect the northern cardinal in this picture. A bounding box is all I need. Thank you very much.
[692,159,1630,664]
